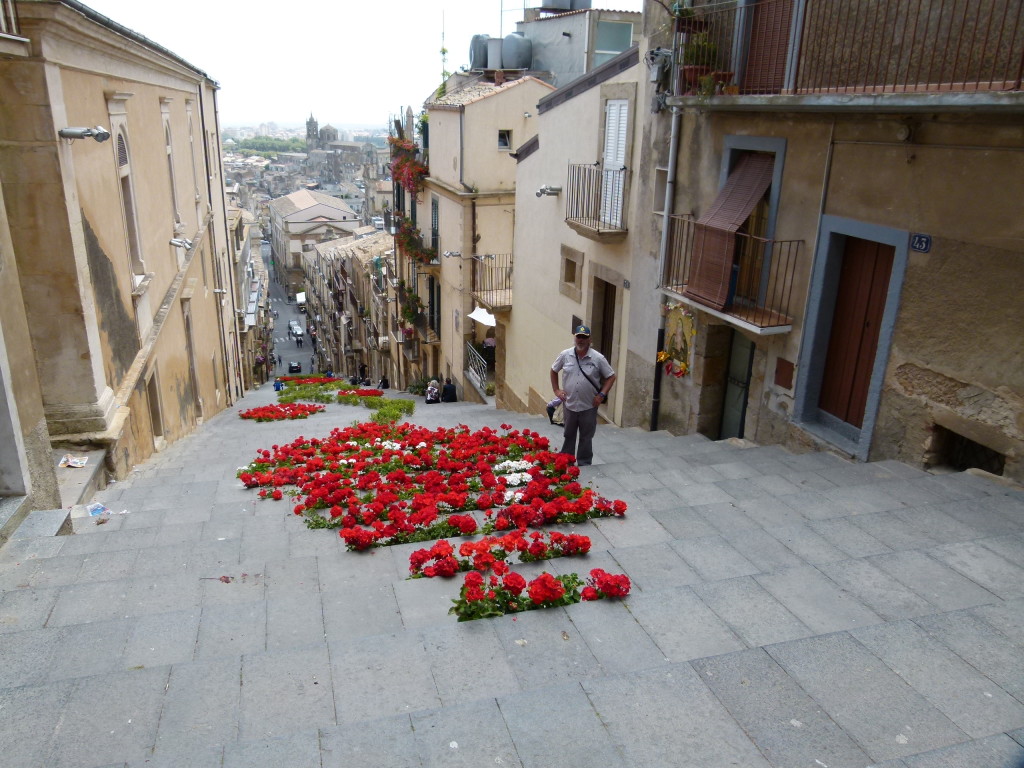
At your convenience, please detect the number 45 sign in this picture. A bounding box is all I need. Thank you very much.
[910,233,932,253]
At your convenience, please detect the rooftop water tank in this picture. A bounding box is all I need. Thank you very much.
[502,32,532,70]
[469,34,489,70]
[487,37,503,69]
[571,0,592,8]
[541,0,571,9]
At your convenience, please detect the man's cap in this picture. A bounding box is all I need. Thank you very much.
[573,324,591,336]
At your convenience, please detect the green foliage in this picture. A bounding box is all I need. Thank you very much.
[370,400,415,424]
[227,137,308,154]
[407,377,430,396]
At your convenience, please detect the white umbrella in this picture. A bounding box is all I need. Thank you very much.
[467,306,496,327]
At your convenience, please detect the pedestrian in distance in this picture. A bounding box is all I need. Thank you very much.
[425,379,441,404]
[441,378,457,403]
[549,324,615,466]
[378,375,390,389]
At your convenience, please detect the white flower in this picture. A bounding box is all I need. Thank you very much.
[503,472,533,487]
[494,459,533,473]
[503,490,524,503]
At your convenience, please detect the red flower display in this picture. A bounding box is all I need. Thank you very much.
[238,403,325,421]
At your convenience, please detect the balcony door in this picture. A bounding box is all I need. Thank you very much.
[818,236,894,429]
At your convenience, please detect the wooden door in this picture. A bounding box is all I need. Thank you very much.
[720,331,755,439]
[818,237,894,428]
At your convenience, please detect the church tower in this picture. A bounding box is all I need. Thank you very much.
[306,113,319,151]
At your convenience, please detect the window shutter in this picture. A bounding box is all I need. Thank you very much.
[600,99,629,227]
[117,134,129,168]
[684,153,774,310]
[743,0,794,94]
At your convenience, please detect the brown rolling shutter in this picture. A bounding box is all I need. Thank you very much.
[743,0,794,95]
[684,153,774,310]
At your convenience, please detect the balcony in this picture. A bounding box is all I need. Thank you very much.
[470,253,513,311]
[565,164,628,242]
[662,215,800,335]
[673,0,1022,102]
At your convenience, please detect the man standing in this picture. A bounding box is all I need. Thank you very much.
[549,324,615,466]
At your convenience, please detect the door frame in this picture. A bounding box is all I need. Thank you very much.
[794,215,909,460]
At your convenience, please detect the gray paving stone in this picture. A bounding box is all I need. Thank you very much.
[10,554,86,589]
[725,528,806,573]
[913,610,1024,702]
[852,620,1024,738]
[693,648,871,768]
[121,608,200,669]
[623,586,745,661]
[330,631,440,724]
[692,576,813,647]
[223,729,321,768]
[48,580,131,627]
[927,541,1024,600]
[667,481,736,507]
[869,551,1000,611]
[648,506,720,539]
[46,617,131,683]
[0,535,67,563]
[412,698,523,768]
[194,600,266,659]
[583,664,772,768]
[590,509,673,548]
[977,533,1024,565]
[969,597,1024,644]
[266,592,325,651]
[153,655,240,759]
[755,565,883,634]
[691,500,761,535]
[393,571,461,628]
[48,666,170,768]
[567,596,670,674]
[199,566,266,606]
[490,606,607,688]
[770,521,851,564]
[499,681,629,768]
[669,535,760,581]
[818,558,938,621]
[933,499,1021,537]
[606,541,700,591]
[420,619,520,705]
[778,489,846,520]
[767,633,968,762]
[321,581,403,643]
[851,511,945,550]
[240,644,335,740]
[808,516,894,557]
[319,714,421,768]
[0,584,59,633]
[0,680,74,768]
[901,733,1024,768]
[891,505,989,544]
[735,496,808,528]
[0,626,58,688]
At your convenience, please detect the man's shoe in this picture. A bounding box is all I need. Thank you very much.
[546,405,556,423]
[577,460,592,466]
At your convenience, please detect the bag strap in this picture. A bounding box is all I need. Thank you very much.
[574,349,603,394]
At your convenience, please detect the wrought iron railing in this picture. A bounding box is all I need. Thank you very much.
[565,164,627,233]
[470,253,513,310]
[663,214,800,330]
[465,341,489,392]
[681,0,1022,96]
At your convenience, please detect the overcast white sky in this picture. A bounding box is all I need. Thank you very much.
[79,0,644,130]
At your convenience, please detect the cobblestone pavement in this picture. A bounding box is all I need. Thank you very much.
[2,384,1023,767]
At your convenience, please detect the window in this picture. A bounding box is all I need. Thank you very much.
[594,21,633,67]
[559,245,583,302]
[685,152,774,310]
[116,131,146,284]
[498,130,512,150]
[600,99,628,227]
[431,196,439,252]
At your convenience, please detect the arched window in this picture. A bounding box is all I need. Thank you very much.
[117,131,146,283]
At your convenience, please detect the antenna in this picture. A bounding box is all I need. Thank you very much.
[440,11,450,82]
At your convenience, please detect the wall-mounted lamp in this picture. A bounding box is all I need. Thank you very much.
[212,288,227,294]
[536,185,562,198]
[169,238,192,249]
[443,251,462,258]
[523,112,532,118]
[58,126,111,143]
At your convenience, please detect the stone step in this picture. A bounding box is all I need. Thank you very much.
[53,447,107,508]
[9,507,71,540]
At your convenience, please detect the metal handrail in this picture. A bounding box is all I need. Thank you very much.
[465,341,488,391]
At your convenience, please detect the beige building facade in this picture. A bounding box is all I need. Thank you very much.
[0,0,241,497]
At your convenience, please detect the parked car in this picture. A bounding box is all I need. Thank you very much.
[288,361,302,373]
[289,321,303,336]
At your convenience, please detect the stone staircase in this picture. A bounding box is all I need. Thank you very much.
[1,393,1022,767]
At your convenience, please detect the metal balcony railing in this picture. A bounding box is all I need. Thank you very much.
[681,0,1022,96]
[565,164,627,236]
[465,341,489,393]
[470,253,513,310]
[663,215,800,331]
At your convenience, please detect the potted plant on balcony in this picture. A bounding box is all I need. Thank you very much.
[680,32,720,91]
